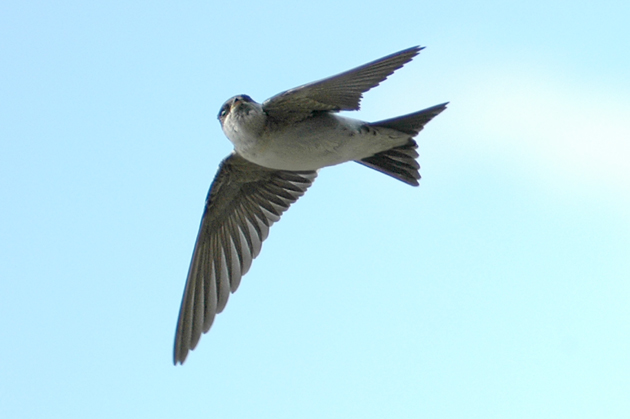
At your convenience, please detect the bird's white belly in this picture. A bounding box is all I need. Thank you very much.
[228,114,409,171]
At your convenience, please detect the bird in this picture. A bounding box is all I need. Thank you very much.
[173,46,448,364]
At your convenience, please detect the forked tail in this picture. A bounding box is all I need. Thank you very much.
[356,102,448,186]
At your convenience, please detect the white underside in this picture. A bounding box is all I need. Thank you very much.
[223,112,410,171]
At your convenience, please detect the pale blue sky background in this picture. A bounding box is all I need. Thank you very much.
[1,1,629,418]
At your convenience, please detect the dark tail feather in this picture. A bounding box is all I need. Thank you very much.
[356,140,421,186]
[355,102,448,186]
[371,102,448,136]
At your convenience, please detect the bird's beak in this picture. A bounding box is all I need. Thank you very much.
[231,98,247,115]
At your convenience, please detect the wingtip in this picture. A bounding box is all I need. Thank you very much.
[404,45,424,56]
[174,349,189,366]
[384,46,424,62]
[435,102,450,114]
[173,341,186,365]
[427,102,450,114]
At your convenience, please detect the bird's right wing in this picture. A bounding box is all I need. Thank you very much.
[174,153,317,364]
[262,46,423,124]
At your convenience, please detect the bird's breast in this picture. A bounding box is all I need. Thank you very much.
[228,113,408,171]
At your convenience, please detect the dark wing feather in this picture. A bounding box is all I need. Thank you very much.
[262,46,423,123]
[174,153,317,364]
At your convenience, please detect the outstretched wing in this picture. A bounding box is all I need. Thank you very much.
[174,153,317,364]
[262,46,423,124]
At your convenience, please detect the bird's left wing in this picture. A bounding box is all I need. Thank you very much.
[174,153,317,364]
[262,46,423,124]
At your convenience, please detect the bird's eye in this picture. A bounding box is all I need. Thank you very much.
[218,105,229,119]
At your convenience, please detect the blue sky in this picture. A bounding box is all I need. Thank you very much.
[1,1,629,417]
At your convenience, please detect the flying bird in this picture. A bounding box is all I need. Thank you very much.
[174,46,448,364]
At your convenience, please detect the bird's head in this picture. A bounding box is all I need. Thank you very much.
[217,95,259,127]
